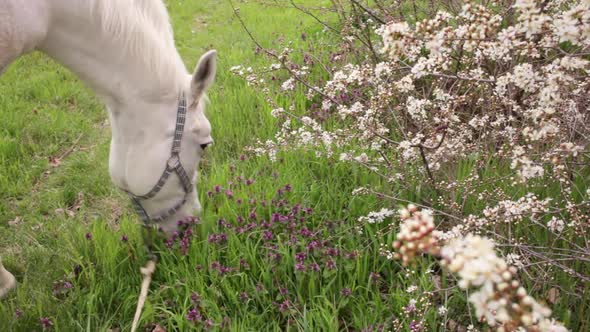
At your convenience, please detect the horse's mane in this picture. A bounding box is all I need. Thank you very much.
[89,0,188,95]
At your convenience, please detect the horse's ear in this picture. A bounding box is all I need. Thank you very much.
[191,50,217,99]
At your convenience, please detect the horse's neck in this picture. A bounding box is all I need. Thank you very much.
[39,1,187,106]
[34,2,193,193]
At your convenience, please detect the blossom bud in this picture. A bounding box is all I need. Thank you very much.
[458,279,469,289]
[522,296,533,306]
[448,256,464,272]
[400,209,410,219]
[521,314,533,326]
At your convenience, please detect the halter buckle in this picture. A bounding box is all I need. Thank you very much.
[167,154,180,170]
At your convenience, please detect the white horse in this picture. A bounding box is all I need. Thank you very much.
[0,0,217,298]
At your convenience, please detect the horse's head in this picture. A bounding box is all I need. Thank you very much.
[107,50,217,235]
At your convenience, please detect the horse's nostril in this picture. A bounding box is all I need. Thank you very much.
[200,143,209,150]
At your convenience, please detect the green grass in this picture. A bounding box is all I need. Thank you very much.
[1,1,588,331]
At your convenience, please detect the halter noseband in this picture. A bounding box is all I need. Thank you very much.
[127,93,194,226]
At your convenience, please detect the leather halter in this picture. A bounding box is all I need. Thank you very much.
[128,93,194,225]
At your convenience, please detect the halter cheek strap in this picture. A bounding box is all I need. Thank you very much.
[127,93,194,226]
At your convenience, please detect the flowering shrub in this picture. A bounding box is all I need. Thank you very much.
[229,0,589,329]
[391,205,567,332]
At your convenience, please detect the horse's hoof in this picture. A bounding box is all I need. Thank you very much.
[0,266,17,299]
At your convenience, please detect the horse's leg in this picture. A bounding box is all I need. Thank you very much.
[0,10,19,300]
[0,24,18,301]
[0,257,16,299]
[0,2,50,300]
[1,0,49,76]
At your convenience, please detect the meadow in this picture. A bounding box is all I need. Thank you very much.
[1,0,589,331]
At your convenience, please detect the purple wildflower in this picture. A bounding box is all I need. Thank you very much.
[325,259,337,270]
[217,218,228,228]
[294,263,306,271]
[239,259,250,270]
[340,288,352,297]
[300,228,313,238]
[190,292,201,304]
[221,317,231,329]
[409,320,423,332]
[120,235,128,242]
[225,189,233,198]
[324,247,340,257]
[404,301,417,314]
[15,308,23,319]
[239,291,249,302]
[279,287,289,296]
[268,251,282,262]
[208,233,228,244]
[211,261,221,271]
[262,230,273,241]
[277,299,292,313]
[186,308,202,322]
[180,229,193,256]
[40,317,53,329]
[345,250,359,260]
[370,272,381,283]
[309,262,321,272]
[295,252,307,263]
[307,240,320,251]
[85,232,92,240]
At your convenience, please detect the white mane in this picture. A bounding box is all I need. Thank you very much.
[89,0,188,95]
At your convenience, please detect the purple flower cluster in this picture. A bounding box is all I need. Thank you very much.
[164,217,200,256]
[207,232,228,244]
[14,308,23,319]
[194,164,362,323]
[40,317,53,329]
[204,167,363,279]
[52,280,73,298]
[210,261,234,275]
[186,308,202,322]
